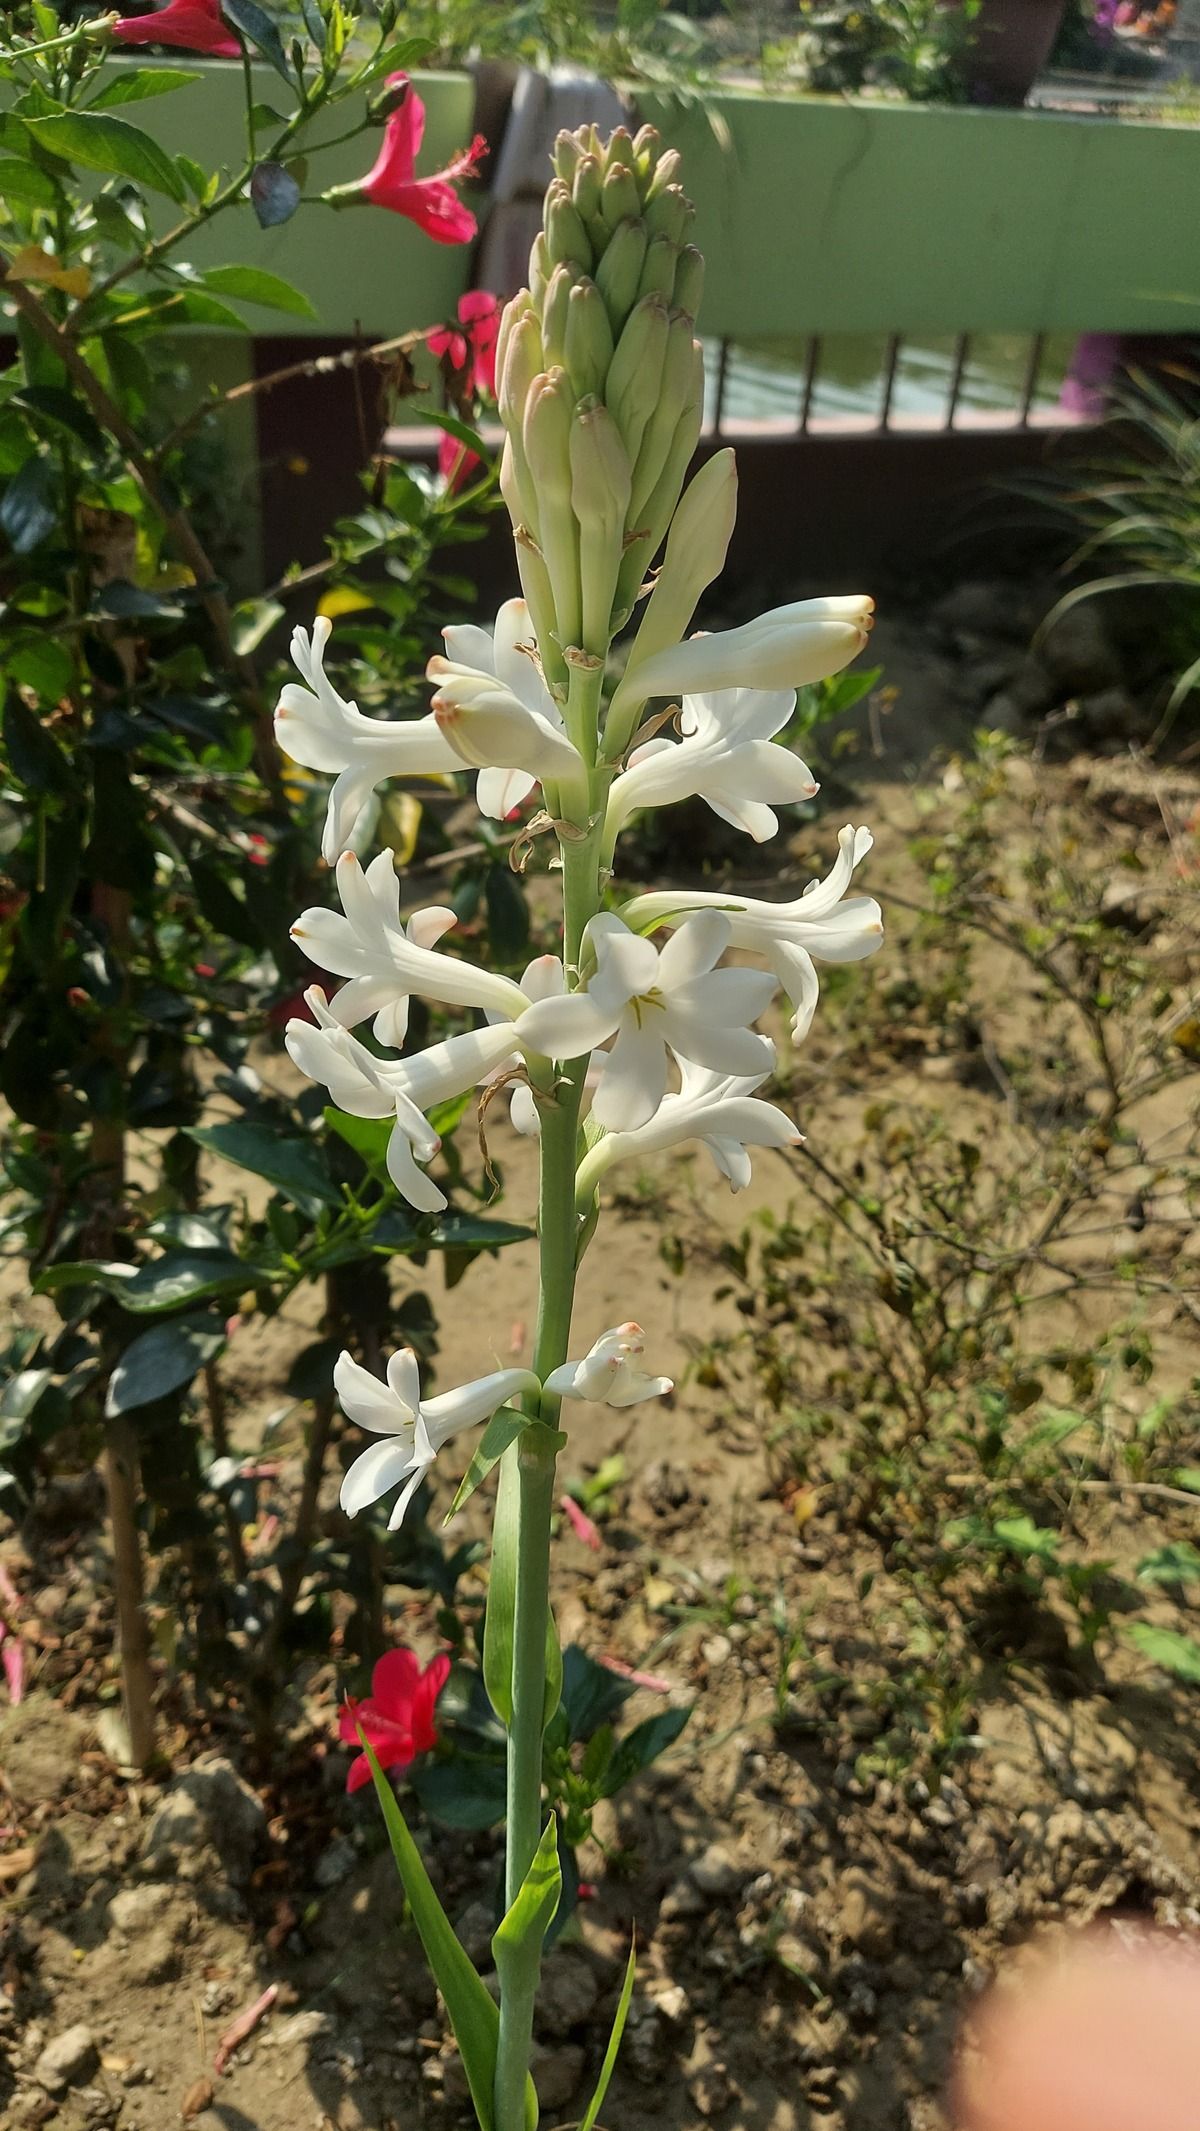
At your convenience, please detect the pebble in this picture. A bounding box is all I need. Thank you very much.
[314,1837,356,1890]
[35,2023,99,2094]
[688,1844,746,1897]
[689,2061,732,2117]
[839,1871,894,1959]
[536,1950,600,2037]
[529,2040,585,2109]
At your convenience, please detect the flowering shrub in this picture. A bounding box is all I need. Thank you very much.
[276,119,882,2126]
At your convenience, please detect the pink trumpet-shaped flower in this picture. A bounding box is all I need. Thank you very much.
[360,75,485,244]
[339,1647,450,1795]
[428,291,500,397]
[112,0,241,57]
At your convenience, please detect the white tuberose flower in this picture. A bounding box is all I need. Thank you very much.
[622,824,883,1041]
[576,1060,802,1200]
[426,599,581,814]
[285,988,517,1212]
[545,1323,672,1408]
[514,910,777,1133]
[336,1348,539,1530]
[292,850,528,1046]
[606,686,818,846]
[275,619,460,865]
[620,596,874,702]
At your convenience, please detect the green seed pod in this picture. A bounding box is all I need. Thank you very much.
[605,295,671,466]
[600,161,640,232]
[544,181,593,272]
[564,279,616,402]
[644,183,691,246]
[636,233,680,304]
[571,151,603,225]
[595,216,648,338]
[672,244,705,322]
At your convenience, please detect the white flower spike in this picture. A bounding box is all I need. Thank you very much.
[606,685,818,847]
[622,824,883,1041]
[575,1060,802,1201]
[545,1323,672,1408]
[513,910,777,1132]
[275,619,460,865]
[427,599,582,811]
[292,849,527,1044]
[336,1348,539,1530]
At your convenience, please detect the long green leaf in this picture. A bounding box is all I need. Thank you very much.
[446,1406,530,1525]
[492,1817,561,1987]
[22,111,187,202]
[87,68,202,109]
[197,264,318,320]
[579,1939,637,2131]
[361,1735,500,2131]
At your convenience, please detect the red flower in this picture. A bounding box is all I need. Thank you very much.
[338,1646,450,1795]
[361,76,485,244]
[112,0,242,58]
[437,429,482,493]
[428,291,500,399]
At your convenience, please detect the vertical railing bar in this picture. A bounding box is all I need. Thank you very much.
[713,337,731,437]
[1018,330,1046,427]
[799,333,820,434]
[945,331,970,430]
[878,332,902,432]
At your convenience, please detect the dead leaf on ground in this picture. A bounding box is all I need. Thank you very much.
[181,2076,214,2118]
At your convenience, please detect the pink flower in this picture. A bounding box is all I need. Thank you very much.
[360,76,485,244]
[112,0,242,57]
[560,1495,602,1552]
[437,430,482,493]
[428,291,500,398]
[338,1646,450,1795]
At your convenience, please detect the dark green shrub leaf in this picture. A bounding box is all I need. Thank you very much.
[599,1705,690,1797]
[197,265,317,319]
[409,1757,507,1831]
[0,455,57,553]
[561,1644,635,1742]
[105,1311,226,1417]
[88,69,203,110]
[0,156,60,205]
[2,694,75,792]
[23,111,187,202]
[188,1120,342,1212]
[221,0,294,80]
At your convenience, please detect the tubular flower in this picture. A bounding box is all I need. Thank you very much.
[513,910,777,1133]
[576,1060,802,1201]
[426,603,582,807]
[112,0,241,57]
[354,75,485,242]
[429,290,501,397]
[545,1323,672,1408]
[622,825,883,1041]
[292,850,528,1045]
[335,1346,539,1529]
[285,987,518,1212]
[606,685,818,846]
[275,619,460,865]
[339,1647,450,1794]
[618,597,875,707]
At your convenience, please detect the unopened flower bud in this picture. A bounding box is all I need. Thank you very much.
[603,127,636,172]
[644,184,691,246]
[552,129,582,184]
[545,180,592,271]
[646,147,683,200]
[564,279,615,401]
[615,375,704,623]
[524,369,582,648]
[494,291,533,409]
[498,313,546,537]
[627,313,702,526]
[623,597,876,702]
[571,151,603,224]
[636,232,680,304]
[631,123,660,171]
[605,293,670,464]
[595,216,648,336]
[428,666,582,782]
[570,396,632,653]
[606,449,737,753]
[540,262,579,369]
[529,232,550,305]
[600,160,640,231]
[672,244,705,321]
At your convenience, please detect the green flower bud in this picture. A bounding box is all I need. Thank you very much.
[495,291,532,411]
[510,513,566,690]
[523,369,582,650]
[572,151,603,224]
[545,181,593,272]
[646,147,683,202]
[600,161,641,232]
[672,244,705,321]
[498,315,546,536]
[613,386,703,628]
[570,396,633,655]
[644,184,691,246]
[627,313,701,526]
[611,447,737,739]
[605,294,671,466]
[529,233,550,306]
[595,217,648,338]
[636,233,680,305]
[631,123,661,176]
[541,262,581,370]
[603,127,636,172]
[552,130,582,185]
[564,279,616,402]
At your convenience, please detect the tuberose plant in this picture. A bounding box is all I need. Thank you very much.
[279,124,883,2124]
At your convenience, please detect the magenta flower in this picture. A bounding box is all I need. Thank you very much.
[429,291,500,398]
[112,0,241,57]
[338,1646,450,1795]
[359,76,485,244]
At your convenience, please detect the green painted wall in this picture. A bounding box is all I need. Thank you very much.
[641,92,1200,338]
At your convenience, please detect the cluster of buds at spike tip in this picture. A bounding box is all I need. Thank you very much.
[494,124,706,669]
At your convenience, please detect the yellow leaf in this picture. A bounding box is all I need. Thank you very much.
[378,790,423,867]
[317,585,375,621]
[6,245,91,298]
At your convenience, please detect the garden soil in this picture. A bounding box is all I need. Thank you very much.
[2,723,1199,2131]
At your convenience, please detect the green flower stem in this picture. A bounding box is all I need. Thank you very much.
[494,666,608,2131]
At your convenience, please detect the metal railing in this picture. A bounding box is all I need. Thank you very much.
[702,329,1070,439]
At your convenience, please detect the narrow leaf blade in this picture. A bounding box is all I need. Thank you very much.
[579,1939,637,2131]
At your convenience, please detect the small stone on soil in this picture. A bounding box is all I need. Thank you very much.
[35,2022,99,2093]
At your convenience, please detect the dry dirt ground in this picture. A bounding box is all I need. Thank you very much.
[2,677,1199,2131]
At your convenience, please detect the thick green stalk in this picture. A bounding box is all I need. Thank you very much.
[493,671,607,2131]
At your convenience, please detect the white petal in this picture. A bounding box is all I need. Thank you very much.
[520,954,565,1003]
[407,905,458,950]
[340,1437,416,1518]
[420,1367,539,1446]
[656,910,730,987]
[702,792,779,843]
[606,1367,674,1408]
[386,1458,434,1531]
[515,989,620,1062]
[334,1349,411,1434]
[386,1114,446,1212]
[384,1347,422,1414]
[593,1016,668,1132]
[587,914,660,1008]
[442,622,497,675]
[477,766,537,820]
